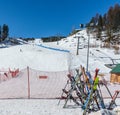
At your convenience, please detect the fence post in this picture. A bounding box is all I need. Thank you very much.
[27,66,30,99]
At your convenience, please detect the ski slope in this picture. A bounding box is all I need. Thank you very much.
[0,29,120,115]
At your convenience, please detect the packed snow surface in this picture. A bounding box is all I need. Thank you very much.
[0,29,120,115]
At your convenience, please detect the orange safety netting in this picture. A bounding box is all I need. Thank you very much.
[0,67,119,99]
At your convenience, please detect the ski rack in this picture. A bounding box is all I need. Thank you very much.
[63,69,85,108]
[59,65,120,115]
[108,90,120,110]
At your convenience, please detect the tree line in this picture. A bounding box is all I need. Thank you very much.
[87,3,120,43]
[41,36,65,42]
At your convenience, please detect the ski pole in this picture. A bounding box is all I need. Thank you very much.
[57,80,69,105]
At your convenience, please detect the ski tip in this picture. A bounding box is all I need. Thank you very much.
[95,68,99,72]
[67,73,72,78]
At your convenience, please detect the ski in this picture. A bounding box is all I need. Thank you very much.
[86,71,100,110]
[95,89,105,109]
[62,89,80,107]
[108,90,120,109]
[82,68,99,115]
[58,80,69,105]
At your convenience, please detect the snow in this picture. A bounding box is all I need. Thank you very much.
[0,99,119,115]
[0,99,81,115]
[0,29,120,114]
[0,44,69,71]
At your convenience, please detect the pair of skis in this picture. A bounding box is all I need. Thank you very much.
[63,71,84,108]
[82,68,105,115]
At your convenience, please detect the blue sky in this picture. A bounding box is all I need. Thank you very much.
[0,0,120,38]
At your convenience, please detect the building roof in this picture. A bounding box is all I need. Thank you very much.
[110,64,120,73]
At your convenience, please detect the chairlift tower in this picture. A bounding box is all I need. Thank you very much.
[86,23,94,71]
[76,24,84,55]
[86,32,90,71]
[76,36,80,55]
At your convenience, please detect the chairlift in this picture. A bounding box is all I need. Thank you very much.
[104,64,117,69]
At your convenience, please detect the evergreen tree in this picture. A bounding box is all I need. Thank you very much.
[113,4,120,31]
[97,15,103,39]
[107,6,114,29]
[80,24,84,28]
[2,24,9,41]
[106,6,114,43]
[0,26,1,42]
[88,3,120,45]
[94,13,99,25]
[102,13,107,30]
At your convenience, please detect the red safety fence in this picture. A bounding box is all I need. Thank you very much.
[0,67,69,99]
[0,67,119,99]
[0,68,19,82]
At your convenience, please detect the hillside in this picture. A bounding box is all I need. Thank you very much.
[0,29,120,115]
[43,29,120,73]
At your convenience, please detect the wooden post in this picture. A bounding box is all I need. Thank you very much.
[27,66,30,99]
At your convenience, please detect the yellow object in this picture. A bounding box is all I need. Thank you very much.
[93,77,99,90]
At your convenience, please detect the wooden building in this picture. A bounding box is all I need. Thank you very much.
[110,64,120,83]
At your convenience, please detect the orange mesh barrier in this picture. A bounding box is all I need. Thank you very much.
[0,67,119,99]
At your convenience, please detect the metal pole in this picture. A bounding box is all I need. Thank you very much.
[27,66,30,99]
[76,37,80,55]
[86,32,90,71]
[57,34,59,45]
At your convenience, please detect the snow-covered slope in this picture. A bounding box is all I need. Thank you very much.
[0,29,120,115]
[0,44,69,71]
[0,29,120,73]
[43,29,120,73]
